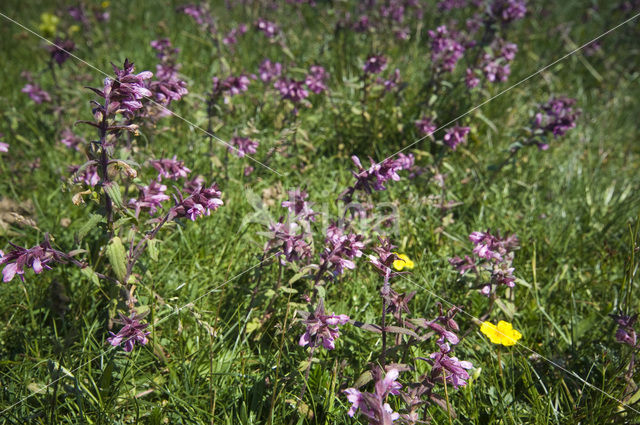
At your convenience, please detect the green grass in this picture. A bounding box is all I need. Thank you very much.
[1,0,640,423]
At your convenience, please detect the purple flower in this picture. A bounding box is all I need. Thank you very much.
[243,166,254,176]
[69,164,100,187]
[305,65,328,94]
[183,175,205,194]
[466,68,480,88]
[281,189,317,221]
[321,224,365,275]
[415,116,437,136]
[344,367,401,423]
[255,18,279,38]
[107,312,150,352]
[150,156,191,181]
[533,96,580,138]
[274,78,309,102]
[178,3,216,31]
[451,230,518,296]
[223,23,248,45]
[99,59,153,116]
[48,39,75,66]
[610,313,638,348]
[228,136,259,158]
[0,134,8,153]
[258,59,283,83]
[378,68,401,92]
[443,125,470,150]
[60,129,84,151]
[428,26,465,73]
[221,75,251,96]
[130,181,170,215]
[171,183,223,221]
[490,0,527,23]
[353,15,370,32]
[299,300,349,350]
[363,55,388,74]
[22,83,51,104]
[339,155,412,203]
[0,238,66,283]
[263,219,312,265]
[428,349,473,388]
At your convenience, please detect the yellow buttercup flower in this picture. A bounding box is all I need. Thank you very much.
[480,321,522,346]
[102,1,111,8]
[392,253,414,271]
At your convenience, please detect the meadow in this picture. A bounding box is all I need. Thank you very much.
[0,0,639,424]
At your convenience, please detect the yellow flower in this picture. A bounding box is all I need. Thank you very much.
[102,1,111,8]
[480,321,522,346]
[38,13,59,37]
[392,253,414,271]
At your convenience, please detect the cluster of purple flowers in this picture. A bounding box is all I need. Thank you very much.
[107,312,151,352]
[426,347,474,389]
[223,23,248,45]
[299,300,349,350]
[171,183,223,221]
[344,367,402,424]
[258,59,283,83]
[150,156,191,181]
[533,96,581,141]
[465,38,518,88]
[340,154,414,203]
[428,26,466,73]
[415,116,437,136]
[178,3,216,33]
[99,59,153,117]
[129,181,170,216]
[449,230,519,296]
[0,238,67,282]
[443,125,470,150]
[281,189,317,222]
[274,78,309,103]
[21,72,51,104]
[60,129,84,151]
[305,65,329,94]
[255,18,279,38]
[611,314,639,348]
[69,164,100,187]
[490,0,527,23]
[148,39,188,106]
[212,75,252,98]
[321,223,365,276]
[264,219,313,265]
[228,136,259,158]
[363,55,388,75]
[48,38,75,66]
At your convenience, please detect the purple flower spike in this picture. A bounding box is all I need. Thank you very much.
[22,84,51,104]
[299,300,349,350]
[344,367,402,423]
[428,349,473,389]
[443,125,470,150]
[255,18,279,38]
[305,65,328,94]
[171,183,223,221]
[150,156,191,181]
[281,189,317,221]
[130,181,170,215]
[258,59,282,83]
[101,59,153,116]
[363,55,388,74]
[107,312,150,352]
[490,0,527,23]
[228,136,259,158]
[533,96,581,138]
[274,78,309,102]
[0,238,67,283]
[428,25,465,73]
[415,116,437,136]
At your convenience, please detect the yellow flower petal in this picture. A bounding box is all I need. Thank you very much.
[392,253,414,271]
[481,321,522,346]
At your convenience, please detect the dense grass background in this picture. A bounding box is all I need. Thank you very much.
[1,0,639,423]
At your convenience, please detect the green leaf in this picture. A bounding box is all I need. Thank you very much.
[148,239,159,261]
[81,266,100,285]
[77,214,105,241]
[103,181,124,210]
[106,236,127,282]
